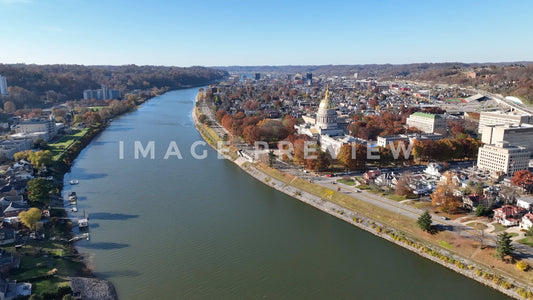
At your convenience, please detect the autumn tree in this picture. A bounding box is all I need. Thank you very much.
[337,143,366,170]
[3,101,16,113]
[511,170,533,190]
[431,171,462,213]
[304,149,330,172]
[13,150,33,162]
[19,208,42,231]
[395,172,414,196]
[29,150,53,169]
[83,111,102,125]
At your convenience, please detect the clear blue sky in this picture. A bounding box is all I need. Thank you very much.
[1,0,532,66]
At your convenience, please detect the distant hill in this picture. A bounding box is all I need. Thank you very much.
[215,62,533,103]
[215,62,532,77]
[0,64,228,108]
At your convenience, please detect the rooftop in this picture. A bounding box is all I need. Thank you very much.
[411,112,441,119]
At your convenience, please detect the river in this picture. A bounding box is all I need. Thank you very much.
[63,88,507,299]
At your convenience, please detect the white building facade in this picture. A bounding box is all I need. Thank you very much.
[406,112,446,134]
[0,75,8,95]
[478,112,532,133]
[477,141,530,176]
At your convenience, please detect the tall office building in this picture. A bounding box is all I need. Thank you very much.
[0,75,8,95]
[83,85,121,100]
[481,124,533,153]
[478,112,532,133]
[477,141,530,176]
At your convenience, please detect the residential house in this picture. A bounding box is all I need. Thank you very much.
[520,213,533,231]
[493,205,527,226]
[516,196,533,212]
[0,278,31,300]
[0,250,19,275]
[364,170,381,181]
[2,202,28,218]
[463,194,484,210]
[0,229,15,246]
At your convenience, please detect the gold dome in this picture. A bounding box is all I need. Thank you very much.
[318,88,334,110]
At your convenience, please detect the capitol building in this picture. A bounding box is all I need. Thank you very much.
[296,88,355,157]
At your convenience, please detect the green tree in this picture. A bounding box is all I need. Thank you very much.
[27,178,52,204]
[33,138,49,150]
[474,205,490,216]
[495,232,514,260]
[417,210,432,232]
[268,150,276,167]
[18,208,42,231]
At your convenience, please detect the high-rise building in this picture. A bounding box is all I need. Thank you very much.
[0,75,8,95]
[481,124,533,153]
[477,141,530,176]
[254,73,260,80]
[83,85,121,100]
[478,112,532,132]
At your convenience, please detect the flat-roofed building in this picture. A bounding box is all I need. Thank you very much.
[406,112,446,134]
[12,118,57,141]
[376,133,443,147]
[477,141,530,176]
[481,124,533,153]
[478,112,533,132]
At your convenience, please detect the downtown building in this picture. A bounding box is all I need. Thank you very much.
[477,141,530,177]
[405,112,446,134]
[0,75,8,95]
[481,124,533,153]
[83,86,121,100]
[478,111,533,133]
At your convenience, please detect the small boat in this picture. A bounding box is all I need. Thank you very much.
[70,180,79,185]
[71,207,78,213]
[68,192,77,201]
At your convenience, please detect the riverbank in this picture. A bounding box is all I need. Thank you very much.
[192,97,533,299]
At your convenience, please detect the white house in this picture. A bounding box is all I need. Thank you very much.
[520,213,533,230]
[516,196,533,211]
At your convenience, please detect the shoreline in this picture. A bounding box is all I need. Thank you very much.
[192,97,530,299]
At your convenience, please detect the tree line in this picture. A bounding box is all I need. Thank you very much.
[0,64,228,108]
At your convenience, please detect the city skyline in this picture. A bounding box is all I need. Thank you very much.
[0,0,532,67]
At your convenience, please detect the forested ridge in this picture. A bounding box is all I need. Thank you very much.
[0,64,228,107]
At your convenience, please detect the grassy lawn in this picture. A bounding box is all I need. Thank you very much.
[439,240,454,249]
[49,128,90,159]
[492,223,508,233]
[32,278,70,296]
[387,194,407,201]
[337,178,356,186]
[89,106,107,111]
[466,222,488,230]
[508,232,519,238]
[518,236,533,247]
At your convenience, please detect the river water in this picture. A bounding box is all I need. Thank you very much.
[63,88,507,299]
